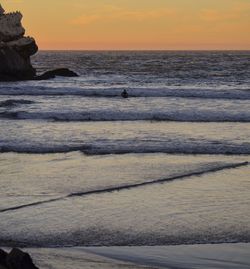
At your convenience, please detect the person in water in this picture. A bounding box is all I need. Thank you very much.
[121,89,128,98]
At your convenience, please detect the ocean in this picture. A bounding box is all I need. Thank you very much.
[0,51,249,248]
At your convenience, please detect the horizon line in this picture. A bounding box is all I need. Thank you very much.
[37,49,250,52]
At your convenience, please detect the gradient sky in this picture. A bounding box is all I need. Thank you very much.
[1,0,250,50]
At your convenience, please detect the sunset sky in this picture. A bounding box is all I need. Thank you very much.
[1,0,250,50]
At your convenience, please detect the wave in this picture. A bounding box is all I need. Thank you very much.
[0,99,34,107]
[0,144,89,154]
[0,110,249,122]
[0,161,248,213]
[0,86,249,100]
[1,141,250,155]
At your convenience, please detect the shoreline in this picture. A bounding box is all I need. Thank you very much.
[84,243,250,268]
[2,243,250,269]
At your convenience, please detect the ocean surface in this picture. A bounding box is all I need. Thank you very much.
[0,51,250,247]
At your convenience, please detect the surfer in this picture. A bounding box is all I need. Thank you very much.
[121,89,128,98]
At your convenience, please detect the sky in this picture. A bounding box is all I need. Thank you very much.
[1,0,250,50]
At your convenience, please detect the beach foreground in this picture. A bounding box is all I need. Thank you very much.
[3,243,247,269]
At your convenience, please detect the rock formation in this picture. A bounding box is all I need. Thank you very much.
[0,248,39,269]
[0,4,78,81]
[35,68,79,80]
[0,4,38,81]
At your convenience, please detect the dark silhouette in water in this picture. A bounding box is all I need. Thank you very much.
[121,90,129,98]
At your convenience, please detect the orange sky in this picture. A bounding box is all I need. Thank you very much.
[1,0,250,50]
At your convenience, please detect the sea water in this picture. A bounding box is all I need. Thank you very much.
[0,51,249,247]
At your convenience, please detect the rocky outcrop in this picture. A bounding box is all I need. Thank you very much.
[0,4,78,81]
[35,68,79,80]
[0,4,38,81]
[0,12,25,42]
[0,45,37,81]
[0,248,39,269]
[0,249,7,267]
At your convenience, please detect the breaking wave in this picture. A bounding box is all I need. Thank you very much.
[0,99,34,107]
[0,86,249,100]
[0,110,249,122]
[1,141,250,155]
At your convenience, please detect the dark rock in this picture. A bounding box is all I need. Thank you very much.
[0,5,37,81]
[0,5,77,82]
[0,11,25,42]
[35,68,78,80]
[6,248,39,269]
[9,39,38,59]
[0,249,7,267]
[0,46,36,81]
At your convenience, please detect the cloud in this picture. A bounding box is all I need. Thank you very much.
[6,0,23,3]
[71,6,176,26]
[200,9,241,22]
[199,3,250,22]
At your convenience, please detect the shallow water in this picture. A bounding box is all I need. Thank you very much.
[0,153,249,246]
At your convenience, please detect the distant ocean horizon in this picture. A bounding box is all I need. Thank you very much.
[39,49,250,51]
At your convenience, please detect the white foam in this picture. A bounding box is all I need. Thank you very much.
[0,86,249,100]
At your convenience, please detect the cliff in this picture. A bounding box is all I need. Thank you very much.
[0,4,38,81]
